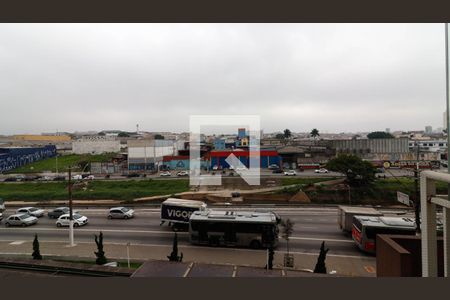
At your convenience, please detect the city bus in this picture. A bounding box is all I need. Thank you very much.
[189,210,280,249]
[352,216,416,254]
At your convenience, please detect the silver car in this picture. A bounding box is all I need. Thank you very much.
[108,207,135,219]
[16,207,45,218]
[5,213,38,227]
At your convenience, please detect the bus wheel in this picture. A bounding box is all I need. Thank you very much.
[250,240,261,249]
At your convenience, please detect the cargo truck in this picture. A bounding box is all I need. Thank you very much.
[337,205,383,233]
[160,198,207,231]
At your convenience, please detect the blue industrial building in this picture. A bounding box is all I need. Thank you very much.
[0,145,57,173]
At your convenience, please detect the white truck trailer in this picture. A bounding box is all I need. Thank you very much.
[160,198,207,231]
[337,205,383,233]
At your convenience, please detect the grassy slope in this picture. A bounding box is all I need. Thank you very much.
[8,153,117,174]
[0,179,190,201]
[281,177,337,186]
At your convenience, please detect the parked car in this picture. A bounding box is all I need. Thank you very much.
[72,174,83,180]
[48,207,73,219]
[284,170,297,176]
[56,213,88,227]
[0,197,5,213]
[0,212,3,222]
[16,207,45,218]
[268,164,279,170]
[15,175,26,182]
[53,175,66,181]
[235,166,247,171]
[107,207,135,219]
[4,177,17,182]
[84,175,95,180]
[176,171,189,177]
[160,171,171,177]
[272,168,283,174]
[37,175,52,181]
[126,173,141,178]
[315,168,329,173]
[24,175,41,181]
[212,165,219,170]
[5,213,38,227]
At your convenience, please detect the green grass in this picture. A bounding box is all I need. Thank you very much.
[0,179,190,201]
[281,177,337,186]
[8,153,117,174]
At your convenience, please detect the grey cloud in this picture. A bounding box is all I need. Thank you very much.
[0,23,446,134]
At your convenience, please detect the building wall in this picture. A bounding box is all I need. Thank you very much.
[213,139,226,150]
[72,137,121,154]
[13,135,71,142]
[0,145,56,173]
[331,138,409,154]
[376,235,444,277]
[209,150,281,169]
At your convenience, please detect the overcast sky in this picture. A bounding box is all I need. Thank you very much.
[0,23,447,135]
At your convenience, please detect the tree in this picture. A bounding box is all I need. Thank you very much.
[94,231,107,265]
[167,233,183,262]
[326,154,376,186]
[283,129,292,139]
[310,128,320,139]
[275,133,285,140]
[280,218,294,255]
[118,132,130,137]
[266,244,275,270]
[154,134,165,140]
[32,233,42,260]
[367,131,394,139]
[77,160,90,172]
[313,241,329,274]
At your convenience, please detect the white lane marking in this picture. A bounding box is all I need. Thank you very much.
[288,236,354,243]
[9,241,25,245]
[0,227,353,244]
[0,227,187,235]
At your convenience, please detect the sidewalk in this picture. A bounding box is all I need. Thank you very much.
[0,240,376,277]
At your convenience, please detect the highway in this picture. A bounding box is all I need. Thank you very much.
[0,206,400,257]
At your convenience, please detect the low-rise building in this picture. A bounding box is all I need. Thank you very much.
[72,136,121,154]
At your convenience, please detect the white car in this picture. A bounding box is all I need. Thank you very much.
[315,168,329,173]
[235,166,247,171]
[160,171,171,177]
[37,175,52,181]
[56,213,88,227]
[212,165,219,170]
[0,212,3,222]
[284,170,297,176]
[176,171,189,177]
[16,207,45,218]
[72,174,83,180]
[84,175,95,180]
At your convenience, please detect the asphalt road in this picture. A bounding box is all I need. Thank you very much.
[0,207,384,257]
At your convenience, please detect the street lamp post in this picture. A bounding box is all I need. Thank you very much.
[68,166,74,246]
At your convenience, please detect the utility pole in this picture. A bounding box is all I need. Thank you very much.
[414,141,421,234]
[68,166,74,246]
